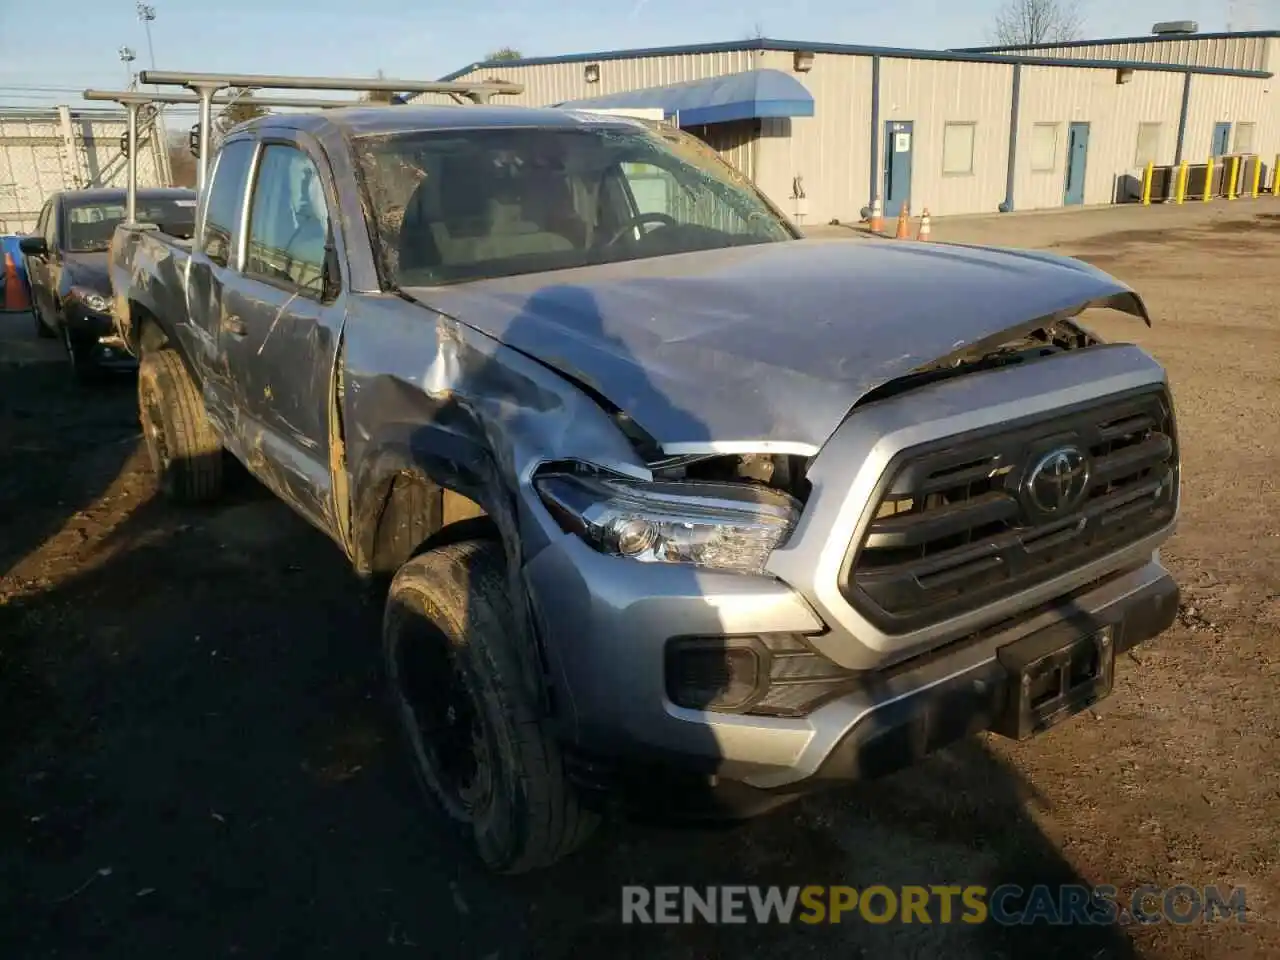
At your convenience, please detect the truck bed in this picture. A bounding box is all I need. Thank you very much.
[109,223,195,355]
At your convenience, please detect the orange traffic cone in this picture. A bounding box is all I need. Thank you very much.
[894,202,910,239]
[917,208,932,241]
[2,251,30,312]
[868,196,883,233]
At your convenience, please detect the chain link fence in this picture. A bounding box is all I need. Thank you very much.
[0,106,172,234]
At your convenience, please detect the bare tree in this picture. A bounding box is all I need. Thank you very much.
[217,88,269,133]
[992,0,1084,45]
[167,142,196,188]
[486,47,523,62]
[361,69,396,104]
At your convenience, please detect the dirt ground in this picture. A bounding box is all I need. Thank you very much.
[2,199,1278,959]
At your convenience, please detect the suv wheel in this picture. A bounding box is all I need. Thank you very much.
[137,349,225,502]
[383,538,598,873]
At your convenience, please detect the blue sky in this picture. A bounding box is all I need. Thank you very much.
[0,0,1268,111]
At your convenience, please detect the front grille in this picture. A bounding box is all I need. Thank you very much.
[841,387,1178,634]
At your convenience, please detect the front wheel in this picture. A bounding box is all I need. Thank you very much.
[137,349,225,503]
[63,325,98,384]
[33,301,55,339]
[383,539,598,873]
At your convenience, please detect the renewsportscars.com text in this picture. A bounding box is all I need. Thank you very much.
[621,884,1248,926]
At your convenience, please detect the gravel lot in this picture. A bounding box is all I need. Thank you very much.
[2,199,1278,959]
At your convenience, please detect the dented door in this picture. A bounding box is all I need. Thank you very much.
[217,134,347,536]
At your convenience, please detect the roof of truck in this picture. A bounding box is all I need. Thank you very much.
[261,104,638,138]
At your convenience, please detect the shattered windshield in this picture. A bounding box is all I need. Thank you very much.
[352,120,797,287]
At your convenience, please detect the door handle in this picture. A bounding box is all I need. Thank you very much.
[221,315,247,337]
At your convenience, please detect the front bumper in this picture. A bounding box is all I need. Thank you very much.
[65,305,137,369]
[526,533,1177,793]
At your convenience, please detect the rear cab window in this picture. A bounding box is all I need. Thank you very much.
[201,140,256,268]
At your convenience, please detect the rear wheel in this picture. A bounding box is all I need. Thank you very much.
[383,539,598,873]
[137,349,224,503]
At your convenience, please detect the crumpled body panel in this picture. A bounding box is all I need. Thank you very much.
[405,238,1148,454]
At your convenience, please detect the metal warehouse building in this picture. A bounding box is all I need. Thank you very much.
[419,28,1279,224]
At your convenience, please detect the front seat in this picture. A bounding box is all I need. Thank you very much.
[470,174,575,261]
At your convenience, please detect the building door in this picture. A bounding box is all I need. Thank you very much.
[883,121,914,217]
[1064,122,1090,206]
[1211,122,1232,157]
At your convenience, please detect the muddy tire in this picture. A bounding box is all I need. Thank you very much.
[383,539,598,874]
[137,349,224,503]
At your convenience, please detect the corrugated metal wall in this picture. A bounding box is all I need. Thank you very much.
[1183,72,1275,165]
[1014,66,1185,209]
[414,40,1279,224]
[410,50,769,198]
[414,50,761,107]
[0,108,170,234]
[754,51,872,226]
[978,36,1273,71]
[877,59,1013,216]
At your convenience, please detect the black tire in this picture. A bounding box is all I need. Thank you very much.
[63,325,99,384]
[33,302,55,339]
[383,539,598,874]
[137,349,224,503]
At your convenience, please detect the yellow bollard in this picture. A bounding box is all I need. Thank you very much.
[1141,161,1154,205]
[1274,154,1280,197]
[1250,156,1262,198]
[1203,156,1214,202]
[1174,162,1189,204]
[1227,155,1239,199]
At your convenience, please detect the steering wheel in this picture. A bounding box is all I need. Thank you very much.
[606,212,678,246]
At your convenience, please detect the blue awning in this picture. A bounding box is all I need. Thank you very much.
[556,68,814,126]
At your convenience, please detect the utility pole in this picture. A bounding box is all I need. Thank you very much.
[119,47,137,88]
[137,3,157,73]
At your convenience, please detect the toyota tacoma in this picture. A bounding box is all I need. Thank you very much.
[108,103,1181,874]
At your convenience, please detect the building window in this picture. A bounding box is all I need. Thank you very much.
[1134,123,1163,167]
[942,122,976,175]
[1233,122,1256,154]
[1029,123,1059,172]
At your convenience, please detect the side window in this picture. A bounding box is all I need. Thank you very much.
[201,140,255,268]
[618,159,753,234]
[620,162,675,218]
[244,144,333,299]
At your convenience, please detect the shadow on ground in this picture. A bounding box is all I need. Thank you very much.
[0,343,1139,959]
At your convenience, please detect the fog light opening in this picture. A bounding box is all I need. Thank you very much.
[666,639,765,712]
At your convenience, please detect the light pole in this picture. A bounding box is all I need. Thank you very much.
[119,46,137,88]
[136,3,157,72]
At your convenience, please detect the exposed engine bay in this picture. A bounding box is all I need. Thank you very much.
[642,317,1104,504]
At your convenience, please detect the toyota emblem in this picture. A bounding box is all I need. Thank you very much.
[1025,446,1091,515]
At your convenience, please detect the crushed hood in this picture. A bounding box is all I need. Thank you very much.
[405,238,1149,454]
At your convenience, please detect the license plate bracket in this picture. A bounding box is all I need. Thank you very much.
[993,625,1114,740]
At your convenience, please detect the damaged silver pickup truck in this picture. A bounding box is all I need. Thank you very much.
[109,102,1181,874]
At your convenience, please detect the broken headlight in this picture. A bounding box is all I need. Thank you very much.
[533,472,800,575]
